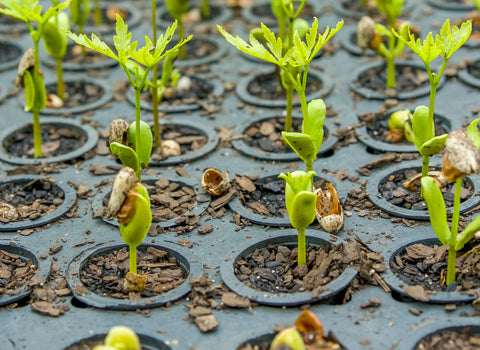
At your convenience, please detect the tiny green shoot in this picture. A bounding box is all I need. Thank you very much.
[421,122,480,285]
[67,15,191,174]
[393,19,472,178]
[93,325,141,350]
[278,170,317,266]
[166,0,189,59]
[0,0,71,158]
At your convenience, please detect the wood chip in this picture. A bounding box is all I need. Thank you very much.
[403,285,430,302]
[194,314,219,333]
[221,292,250,308]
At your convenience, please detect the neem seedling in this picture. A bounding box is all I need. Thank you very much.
[70,0,89,56]
[166,0,189,59]
[93,325,140,350]
[0,0,70,158]
[218,18,343,167]
[421,122,480,285]
[67,16,191,177]
[278,170,317,266]
[393,18,472,178]
[106,167,152,285]
[357,0,409,88]
[43,2,69,100]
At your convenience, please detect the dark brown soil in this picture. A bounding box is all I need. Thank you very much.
[140,76,214,106]
[242,117,329,154]
[415,327,480,350]
[46,81,105,107]
[378,168,472,211]
[63,43,111,65]
[0,178,64,223]
[247,72,323,100]
[390,242,480,294]
[86,5,130,27]
[0,249,36,297]
[354,65,430,95]
[234,175,331,218]
[4,124,86,158]
[235,238,386,298]
[151,124,208,162]
[0,42,21,63]
[166,37,218,61]
[79,246,186,299]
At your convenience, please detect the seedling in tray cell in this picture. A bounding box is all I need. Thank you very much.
[166,0,189,59]
[106,167,152,293]
[70,0,89,56]
[67,15,191,174]
[393,18,472,179]
[422,120,480,286]
[0,0,71,158]
[93,325,140,350]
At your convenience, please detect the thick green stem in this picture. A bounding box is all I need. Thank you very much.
[134,87,142,182]
[285,87,293,132]
[56,58,65,100]
[297,227,306,266]
[386,21,396,89]
[151,0,160,150]
[129,245,137,274]
[178,20,186,59]
[278,16,286,43]
[201,0,209,18]
[446,178,462,285]
[32,38,42,158]
[93,0,102,26]
[421,155,430,179]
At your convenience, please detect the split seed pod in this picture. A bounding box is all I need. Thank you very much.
[108,119,129,146]
[294,310,324,346]
[357,16,380,54]
[442,129,480,182]
[105,167,138,219]
[403,170,448,191]
[314,183,344,234]
[15,49,35,88]
[201,168,230,196]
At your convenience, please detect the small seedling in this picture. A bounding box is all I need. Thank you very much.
[70,0,90,56]
[106,167,152,281]
[393,19,472,178]
[93,325,140,350]
[166,0,189,59]
[278,170,317,266]
[67,15,191,172]
[92,0,101,26]
[421,121,480,285]
[357,0,410,88]
[0,0,71,158]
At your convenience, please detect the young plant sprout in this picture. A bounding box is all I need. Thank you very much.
[70,0,90,56]
[67,16,191,173]
[43,6,69,100]
[393,19,472,178]
[387,109,414,143]
[106,167,152,291]
[93,325,140,350]
[421,122,480,286]
[166,0,189,59]
[218,18,343,150]
[108,119,153,182]
[0,0,70,158]
[278,170,317,266]
[357,0,410,88]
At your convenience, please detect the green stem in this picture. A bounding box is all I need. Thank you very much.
[297,227,306,266]
[446,178,462,285]
[201,0,209,18]
[421,155,430,179]
[94,0,102,26]
[56,58,65,100]
[134,86,142,182]
[278,16,286,43]
[178,20,186,59]
[129,245,137,274]
[152,0,160,150]
[386,35,396,88]
[32,37,42,158]
[285,87,293,132]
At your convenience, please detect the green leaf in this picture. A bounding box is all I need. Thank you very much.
[23,70,35,112]
[466,118,480,149]
[290,191,317,229]
[70,0,90,27]
[113,13,136,64]
[412,105,434,153]
[66,31,118,61]
[393,29,442,64]
[33,72,46,111]
[126,120,153,168]
[419,133,447,157]
[304,99,326,152]
[119,184,151,248]
[456,215,480,250]
[43,12,69,59]
[437,18,472,59]
[421,176,451,245]
[40,0,70,25]
[110,142,141,180]
[282,131,316,165]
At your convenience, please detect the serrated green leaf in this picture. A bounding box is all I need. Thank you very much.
[282,131,316,165]
[419,133,447,157]
[456,214,480,250]
[412,105,434,152]
[393,29,442,64]
[23,70,35,112]
[67,31,118,61]
[113,13,135,64]
[437,18,471,59]
[375,0,404,21]
[467,118,480,149]
[127,120,153,168]
[421,176,451,245]
[110,142,141,180]
[41,0,70,25]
